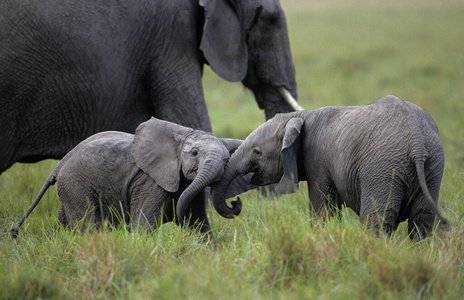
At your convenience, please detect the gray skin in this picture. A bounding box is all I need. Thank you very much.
[11,117,251,240]
[0,0,298,175]
[212,95,449,239]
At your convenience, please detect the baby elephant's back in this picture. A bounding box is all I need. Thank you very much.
[369,95,441,153]
[327,95,443,178]
[375,95,438,127]
[340,95,440,148]
[56,131,136,205]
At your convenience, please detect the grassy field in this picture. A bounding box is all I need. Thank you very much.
[1,0,464,298]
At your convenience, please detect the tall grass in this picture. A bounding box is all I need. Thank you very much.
[1,0,464,298]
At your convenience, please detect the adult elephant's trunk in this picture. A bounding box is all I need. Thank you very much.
[210,159,242,219]
[251,85,302,121]
[176,155,225,223]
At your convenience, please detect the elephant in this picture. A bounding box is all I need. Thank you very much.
[11,117,253,240]
[0,0,302,176]
[211,95,449,239]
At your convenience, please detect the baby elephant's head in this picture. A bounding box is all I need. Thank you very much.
[211,113,304,218]
[132,117,241,222]
[179,131,230,183]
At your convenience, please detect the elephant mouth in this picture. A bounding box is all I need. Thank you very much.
[250,168,283,186]
[185,168,198,181]
[250,170,266,186]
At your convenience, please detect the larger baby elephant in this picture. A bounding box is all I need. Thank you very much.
[212,95,448,239]
[12,117,247,240]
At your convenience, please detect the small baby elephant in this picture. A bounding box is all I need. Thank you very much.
[212,95,448,239]
[12,117,248,239]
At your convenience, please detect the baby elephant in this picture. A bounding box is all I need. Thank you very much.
[12,117,246,239]
[212,95,448,239]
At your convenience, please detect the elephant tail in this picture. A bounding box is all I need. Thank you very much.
[414,159,449,229]
[10,174,58,239]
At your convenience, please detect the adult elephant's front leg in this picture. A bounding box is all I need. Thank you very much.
[147,59,212,132]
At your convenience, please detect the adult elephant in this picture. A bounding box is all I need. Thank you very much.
[0,0,300,174]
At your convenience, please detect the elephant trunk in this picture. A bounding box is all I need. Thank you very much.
[211,159,242,219]
[176,155,225,223]
[251,84,300,121]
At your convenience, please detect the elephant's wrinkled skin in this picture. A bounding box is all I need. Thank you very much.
[0,0,298,174]
[212,95,448,239]
[12,118,251,240]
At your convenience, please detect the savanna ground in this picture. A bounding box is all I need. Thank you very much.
[1,0,463,298]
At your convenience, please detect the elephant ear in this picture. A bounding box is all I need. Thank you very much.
[277,118,304,195]
[200,0,248,82]
[132,117,192,193]
[220,138,243,155]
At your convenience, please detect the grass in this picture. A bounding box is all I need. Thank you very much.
[1,0,464,298]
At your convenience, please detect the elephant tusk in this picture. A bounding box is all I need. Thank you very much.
[279,87,304,111]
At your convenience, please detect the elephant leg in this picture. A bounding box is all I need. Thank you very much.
[58,205,68,226]
[57,183,99,231]
[408,157,446,239]
[407,198,437,240]
[130,180,171,234]
[307,179,341,219]
[359,182,404,235]
[180,189,214,242]
[407,174,443,239]
[148,60,212,132]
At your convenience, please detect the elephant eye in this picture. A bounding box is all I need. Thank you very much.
[253,148,262,156]
[191,149,199,157]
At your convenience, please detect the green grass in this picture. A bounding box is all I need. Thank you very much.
[1,0,464,298]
